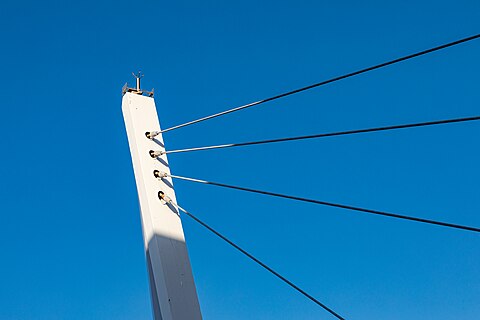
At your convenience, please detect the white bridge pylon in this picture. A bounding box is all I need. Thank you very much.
[122,84,202,320]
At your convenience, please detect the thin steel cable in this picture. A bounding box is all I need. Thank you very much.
[160,34,480,133]
[164,173,480,234]
[163,115,480,155]
[164,198,345,320]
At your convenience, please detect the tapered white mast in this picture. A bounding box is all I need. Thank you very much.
[122,73,202,320]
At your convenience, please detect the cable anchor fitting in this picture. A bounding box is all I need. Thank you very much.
[145,131,161,139]
[153,170,168,179]
[149,150,165,158]
[158,191,172,204]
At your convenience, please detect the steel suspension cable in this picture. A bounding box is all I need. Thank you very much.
[159,33,480,134]
[156,172,480,234]
[161,115,480,155]
[159,194,345,320]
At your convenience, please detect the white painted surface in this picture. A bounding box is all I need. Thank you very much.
[122,92,202,320]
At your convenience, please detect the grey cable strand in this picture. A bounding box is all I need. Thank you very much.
[163,115,480,155]
[165,199,345,320]
[160,34,480,133]
[165,173,480,233]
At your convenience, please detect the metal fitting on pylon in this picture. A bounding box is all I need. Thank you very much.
[145,131,160,139]
[153,170,168,179]
[149,150,164,158]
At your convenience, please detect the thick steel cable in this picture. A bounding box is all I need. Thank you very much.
[160,34,480,133]
[163,173,480,234]
[163,115,480,155]
[164,198,345,320]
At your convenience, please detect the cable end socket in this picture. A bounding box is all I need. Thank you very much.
[153,170,168,179]
[158,191,172,204]
[145,131,160,139]
[149,150,164,158]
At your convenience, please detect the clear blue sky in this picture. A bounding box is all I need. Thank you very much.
[1,1,479,319]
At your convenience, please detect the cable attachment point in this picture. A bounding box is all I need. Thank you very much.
[149,150,164,158]
[158,191,172,204]
[153,170,168,179]
[145,131,160,139]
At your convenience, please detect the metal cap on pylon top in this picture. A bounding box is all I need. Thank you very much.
[122,71,154,97]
